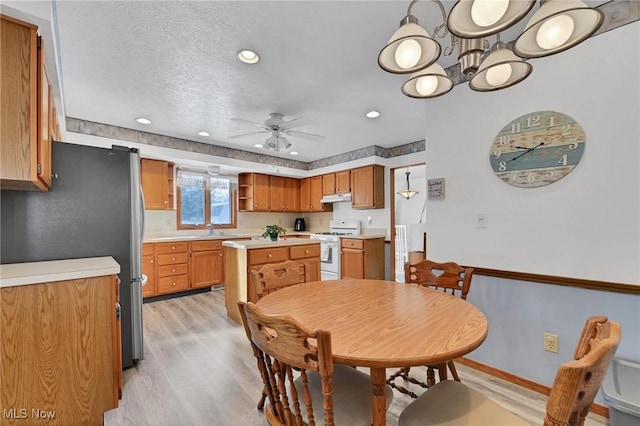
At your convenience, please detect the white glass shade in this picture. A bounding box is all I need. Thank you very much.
[448,0,536,38]
[378,22,441,74]
[513,0,603,58]
[401,63,453,99]
[470,45,532,91]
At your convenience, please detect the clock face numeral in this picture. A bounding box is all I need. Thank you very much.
[526,115,540,128]
[489,111,586,188]
[558,154,568,166]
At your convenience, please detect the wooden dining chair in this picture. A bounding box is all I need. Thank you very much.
[387,259,474,397]
[249,260,311,409]
[251,260,310,301]
[237,301,394,426]
[399,316,621,426]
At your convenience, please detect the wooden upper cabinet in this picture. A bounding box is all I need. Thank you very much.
[351,165,385,209]
[240,173,285,212]
[269,176,284,211]
[300,177,311,212]
[253,173,271,211]
[270,176,299,212]
[335,170,350,194]
[38,45,52,188]
[0,15,52,191]
[322,173,336,195]
[141,159,174,210]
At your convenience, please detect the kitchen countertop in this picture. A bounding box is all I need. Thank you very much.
[341,234,386,240]
[0,256,120,288]
[144,234,258,243]
[222,239,320,250]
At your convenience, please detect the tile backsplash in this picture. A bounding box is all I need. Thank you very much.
[144,210,332,238]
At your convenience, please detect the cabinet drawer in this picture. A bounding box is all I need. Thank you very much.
[190,240,222,252]
[157,253,189,265]
[142,243,155,256]
[341,239,364,250]
[248,247,288,265]
[290,244,320,260]
[156,242,188,254]
[157,275,189,294]
[157,264,189,277]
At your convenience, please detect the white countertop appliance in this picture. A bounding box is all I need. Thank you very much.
[310,220,361,280]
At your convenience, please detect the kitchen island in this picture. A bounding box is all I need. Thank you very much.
[223,239,321,323]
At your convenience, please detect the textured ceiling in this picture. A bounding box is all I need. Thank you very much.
[52,0,609,163]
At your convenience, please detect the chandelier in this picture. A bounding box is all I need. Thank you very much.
[398,169,419,199]
[378,0,604,98]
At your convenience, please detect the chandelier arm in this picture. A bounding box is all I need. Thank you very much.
[407,0,455,56]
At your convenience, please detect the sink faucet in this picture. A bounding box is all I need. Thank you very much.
[207,223,214,236]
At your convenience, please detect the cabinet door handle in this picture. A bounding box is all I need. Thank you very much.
[219,253,223,257]
[172,257,176,261]
[172,246,176,250]
[150,260,154,264]
[172,282,176,286]
[172,269,176,272]
[268,254,272,258]
[305,250,309,254]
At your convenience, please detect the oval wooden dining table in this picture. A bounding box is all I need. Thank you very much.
[256,278,489,426]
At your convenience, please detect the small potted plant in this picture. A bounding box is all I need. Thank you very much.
[262,224,287,241]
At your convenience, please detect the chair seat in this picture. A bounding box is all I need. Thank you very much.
[398,380,528,426]
[287,365,394,426]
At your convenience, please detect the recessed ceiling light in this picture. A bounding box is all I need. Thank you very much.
[238,50,259,64]
[366,111,381,118]
[290,151,299,156]
[136,117,151,124]
[254,143,263,148]
[197,131,210,137]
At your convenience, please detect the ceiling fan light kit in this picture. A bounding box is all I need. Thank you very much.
[229,112,325,154]
[378,0,604,97]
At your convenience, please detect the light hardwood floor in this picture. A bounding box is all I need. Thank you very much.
[105,289,609,425]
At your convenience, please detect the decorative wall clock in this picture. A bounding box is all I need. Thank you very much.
[489,111,585,188]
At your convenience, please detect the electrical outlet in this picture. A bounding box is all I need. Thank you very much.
[476,214,487,229]
[544,333,559,353]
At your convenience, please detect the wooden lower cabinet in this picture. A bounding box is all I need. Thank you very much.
[143,238,244,298]
[246,244,321,303]
[156,242,189,295]
[0,274,120,424]
[340,237,385,279]
[142,243,156,297]
[190,240,224,288]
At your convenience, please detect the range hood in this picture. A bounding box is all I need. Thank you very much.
[320,193,352,203]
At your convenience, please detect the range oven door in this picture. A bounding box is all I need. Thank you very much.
[310,236,340,277]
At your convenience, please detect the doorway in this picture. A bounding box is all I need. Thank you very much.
[390,163,426,282]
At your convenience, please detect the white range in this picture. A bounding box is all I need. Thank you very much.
[309,219,361,280]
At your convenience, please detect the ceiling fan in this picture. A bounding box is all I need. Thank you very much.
[228,112,324,152]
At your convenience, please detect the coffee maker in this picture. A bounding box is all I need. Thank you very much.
[294,218,306,232]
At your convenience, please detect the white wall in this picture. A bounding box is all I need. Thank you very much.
[421,22,640,406]
[424,22,640,285]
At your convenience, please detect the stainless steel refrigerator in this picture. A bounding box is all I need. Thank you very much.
[0,142,145,368]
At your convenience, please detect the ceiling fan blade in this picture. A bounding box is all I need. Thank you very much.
[284,130,325,141]
[231,117,266,128]
[227,130,269,139]
[279,117,309,130]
